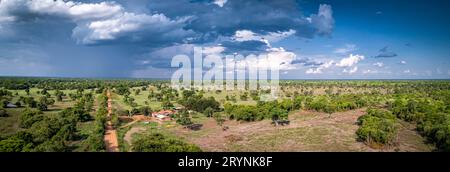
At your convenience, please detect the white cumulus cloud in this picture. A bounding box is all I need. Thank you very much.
[232,47,297,72]
[213,0,228,7]
[232,29,296,48]
[2,0,123,21]
[336,54,365,67]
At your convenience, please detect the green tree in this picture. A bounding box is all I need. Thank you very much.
[213,112,225,127]
[0,108,8,117]
[203,107,214,117]
[162,99,174,110]
[176,110,193,126]
[55,90,65,102]
[37,97,55,111]
[0,99,7,108]
[132,133,201,152]
[20,108,44,128]
[139,106,152,116]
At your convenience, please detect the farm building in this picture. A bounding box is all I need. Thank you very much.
[151,110,175,121]
[6,103,17,108]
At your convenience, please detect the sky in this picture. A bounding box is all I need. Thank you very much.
[0,0,449,79]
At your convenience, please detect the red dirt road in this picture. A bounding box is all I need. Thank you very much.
[103,90,119,152]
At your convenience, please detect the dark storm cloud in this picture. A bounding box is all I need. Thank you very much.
[0,0,334,77]
[1,0,333,47]
[146,0,334,40]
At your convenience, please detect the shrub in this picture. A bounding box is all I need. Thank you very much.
[176,110,193,126]
[132,133,201,152]
[19,108,44,128]
[0,108,8,117]
[0,131,34,152]
[139,106,152,116]
[0,99,8,108]
[83,132,105,152]
[356,109,398,146]
[0,138,33,152]
[203,107,214,117]
[417,112,450,151]
[110,113,119,128]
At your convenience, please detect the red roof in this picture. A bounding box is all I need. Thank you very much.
[152,110,175,116]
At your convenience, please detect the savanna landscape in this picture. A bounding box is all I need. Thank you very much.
[1,77,448,152]
[1,0,450,158]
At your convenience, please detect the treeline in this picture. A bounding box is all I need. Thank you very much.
[81,91,109,151]
[222,93,373,122]
[281,80,450,92]
[0,77,161,90]
[219,92,376,122]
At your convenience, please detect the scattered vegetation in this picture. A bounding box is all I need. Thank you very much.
[1,77,449,152]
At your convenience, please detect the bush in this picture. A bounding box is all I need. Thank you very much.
[110,113,119,128]
[176,110,193,126]
[417,112,450,151]
[0,138,33,152]
[356,109,398,146]
[19,109,44,128]
[83,132,105,152]
[0,131,34,152]
[203,107,214,117]
[130,108,140,115]
[132,133,201,152]
[0,99,8,108]
[0,108,8,117]
[139,106,152,116]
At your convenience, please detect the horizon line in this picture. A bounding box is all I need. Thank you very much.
[1,75,450,81]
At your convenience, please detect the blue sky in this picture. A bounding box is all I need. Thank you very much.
[0,0,449,79]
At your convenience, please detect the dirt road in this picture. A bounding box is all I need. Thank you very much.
[103,90,119,152]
